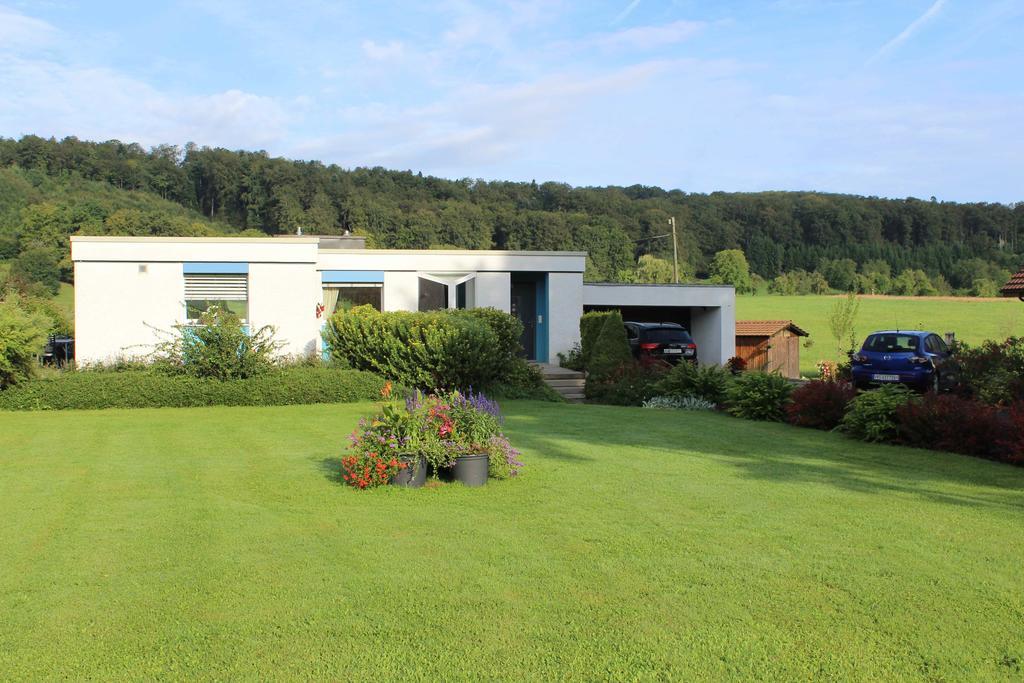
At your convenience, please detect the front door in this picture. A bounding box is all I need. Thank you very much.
[511,281,537,360]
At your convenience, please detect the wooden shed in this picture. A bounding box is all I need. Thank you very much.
[735,320,809,379]
[1001,266,1024,301]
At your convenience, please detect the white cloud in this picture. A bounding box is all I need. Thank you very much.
[361,39,405,61]
[0,4,59,51]
[612,0,642,25]
[0,5,290,149]
[868,0,948,64]
[593,20,706,50]
[293,58,713,170]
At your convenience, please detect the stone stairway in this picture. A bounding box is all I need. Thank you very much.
[533,363,586,403]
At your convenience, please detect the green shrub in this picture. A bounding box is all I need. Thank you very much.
[0,236,19,260]
[579,311,613,369]
[725,372,793,421]
[839,385,914,442]
[557,342,584,371]
[16,295,73,336]
[587,310,631,378]
[654,362,731,405]
[489,360,563,401]
[585,360,667,406]
[10,247,62,296]
[643,395,716,411]
[323,305,520,392]
[957,337,1024,405]
[0,295,51,389]
[0,367,395,411]
[156,306,280,380]
[454,307,523,366]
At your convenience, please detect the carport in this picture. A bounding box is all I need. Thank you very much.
[581,283,736,366]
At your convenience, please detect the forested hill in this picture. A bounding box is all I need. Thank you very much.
[1,135,1021,293]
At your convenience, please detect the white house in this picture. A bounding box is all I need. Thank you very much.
[70,236,735,366]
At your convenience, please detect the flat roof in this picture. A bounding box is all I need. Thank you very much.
[583,282,735,289]
[582,281,734,308]
[70,236,320,244]
[70,237,587,258]
[320,248,588,257]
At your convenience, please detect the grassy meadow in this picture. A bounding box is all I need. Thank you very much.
[737,294,1023,375]
[2,401,1024,680]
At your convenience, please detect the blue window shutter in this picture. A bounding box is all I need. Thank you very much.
[321,270,384,283]
[184,262,249,274]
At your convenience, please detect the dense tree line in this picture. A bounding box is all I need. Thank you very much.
[1,134,1021,289]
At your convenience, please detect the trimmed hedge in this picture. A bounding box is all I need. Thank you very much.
[323,306,524,392]
[587,310,631,379]
[579,311,613,370]
[0,367,395,411]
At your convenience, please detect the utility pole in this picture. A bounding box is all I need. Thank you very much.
[669,216,679,284]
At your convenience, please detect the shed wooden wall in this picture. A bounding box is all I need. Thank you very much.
[735,330,801,379]
[736,335,768,371]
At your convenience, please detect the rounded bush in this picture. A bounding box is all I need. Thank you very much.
[839,385,914,442]
[725,372,792,421]
[786,380,857,430]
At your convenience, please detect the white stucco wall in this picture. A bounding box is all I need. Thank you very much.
[382,272,419,312]
[72,238,590,366]
[72,237,320,364]
[690,306,735,366]
[74,260,185,363]
[549,272,584,361]
[317,249,586,274]
[249,263,322,357]
[474,272,511,312]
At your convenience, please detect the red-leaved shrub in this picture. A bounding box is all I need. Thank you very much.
[896,393,1004,460]
[995,403,1024,465]
[786,380,857,430]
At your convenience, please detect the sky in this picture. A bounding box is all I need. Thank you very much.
[0,0,1022,202]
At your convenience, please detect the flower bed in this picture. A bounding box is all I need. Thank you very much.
[343,383,523,489]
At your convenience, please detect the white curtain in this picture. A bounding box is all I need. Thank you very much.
[322,287,340,316]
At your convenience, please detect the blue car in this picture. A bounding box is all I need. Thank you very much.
[849,330,959,392]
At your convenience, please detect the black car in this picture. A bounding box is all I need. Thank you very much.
[624,322,697,364]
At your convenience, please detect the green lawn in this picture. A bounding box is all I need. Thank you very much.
[738,294,1023,375]
[53,281,75,317]
[2,402,1023,680]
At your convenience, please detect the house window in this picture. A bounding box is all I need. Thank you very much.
[418,273,475,311]
[419,278,448,311]
[323,283,382,315]
[185,273,248,322]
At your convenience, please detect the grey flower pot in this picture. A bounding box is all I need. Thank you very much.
[389,455,427,488]
[452,453,489,487]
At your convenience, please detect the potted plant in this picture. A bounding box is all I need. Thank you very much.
[342,388,523,490]
[342,381,426,489]
[415,391,507,487]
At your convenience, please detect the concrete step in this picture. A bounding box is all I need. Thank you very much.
[545,378,586,388]
[540,371,585,380]
[532,362,587,402]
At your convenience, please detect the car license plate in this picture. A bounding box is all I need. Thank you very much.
[872,373,899,382]
[663,348,682,354]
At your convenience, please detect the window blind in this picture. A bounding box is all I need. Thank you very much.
[184,273,247,300]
